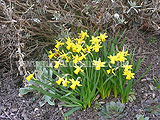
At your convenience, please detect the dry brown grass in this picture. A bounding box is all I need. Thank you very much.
[0,0,159,74]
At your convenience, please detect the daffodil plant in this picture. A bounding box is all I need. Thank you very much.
[26,30,151,115]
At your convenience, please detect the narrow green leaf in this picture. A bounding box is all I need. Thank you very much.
[119,38,126,49]
[30,85,55,97]
[117,29,126,42]
[61,92,73,98]
[134,58,144,73]
[134,64,152,85]
[48,66,63,77]
[64,107,81,117]
[153,78,160,89]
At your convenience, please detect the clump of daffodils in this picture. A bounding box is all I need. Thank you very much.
[25,30,143,107]
[107,50,135,80]
[47,30,108,90]
[45,30,134,90]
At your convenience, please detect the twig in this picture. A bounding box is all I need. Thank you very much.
[2,109,13,120]
[0,116,11,119]
[23,4,34,15]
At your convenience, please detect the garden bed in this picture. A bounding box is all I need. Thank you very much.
[0,32,159,120]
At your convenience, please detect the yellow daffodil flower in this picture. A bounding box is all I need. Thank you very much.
[54,60,61,69]
[92,43,102,52]
[26,73,34,81]
[108,55,118,64]
[74,66,84,75]
[56,77,64,85]
[70,43,77,52]
[69,78,82,90]
[48,50,60,59]
[123,70,128,76]
[93,58,106,70]
[74,38,84,45]
[60,51,68,59]
[122,64,133,71]
[78,30,89,39]
[116,51,127,62]
[98,33,108,42]
[62,78,70,87]
[53,48,60,52]
[66,37,74,50]
[59,50,70,62]
[53,48,61,57]
[55,40,64,48]
[123,70,135,80]
[66,42,74,50]
[73,55,80,64]
[66,37,72,44]
[82,45,92,53]
[90,36,101,45]
[48,50,54,59]
[82,48,87,53]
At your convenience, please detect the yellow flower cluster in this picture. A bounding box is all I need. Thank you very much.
[47,30,108,90]
[48,48,60,59]
[108,51,129,64]
[44,30,135,91]
[56,77,82,90]
[48,30,108,68]
[122,64,135,80]
[90,33,108,52]
[107,51,135,80]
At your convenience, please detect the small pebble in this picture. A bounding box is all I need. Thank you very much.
[146,78,152,81]
[36,114,41,117]
[141,79,147,82]
[11,107,18,112]
[152,93,156,98]
[144,93,148,97]
[18,93,23,97]
[10,113,15,116]
[34,108,39,111]
[99,101,105,104]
